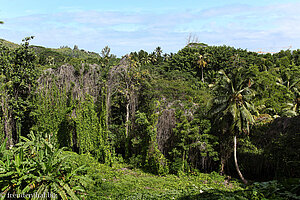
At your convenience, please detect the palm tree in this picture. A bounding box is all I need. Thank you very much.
[155,46,162,57]
[209,67,256,184]
[197,53,210,83]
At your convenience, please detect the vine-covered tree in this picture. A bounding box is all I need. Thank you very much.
[0,36,38,147]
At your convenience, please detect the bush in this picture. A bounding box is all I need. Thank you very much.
[0,132,90,200]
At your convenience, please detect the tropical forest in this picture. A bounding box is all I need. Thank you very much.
[0,35,299,199]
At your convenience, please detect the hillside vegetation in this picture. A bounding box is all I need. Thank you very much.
[0,38,299,199]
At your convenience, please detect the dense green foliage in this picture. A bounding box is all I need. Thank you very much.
[0,38,299,199]
[0,133,90,199]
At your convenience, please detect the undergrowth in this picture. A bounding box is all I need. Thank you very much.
[65,153,300,200]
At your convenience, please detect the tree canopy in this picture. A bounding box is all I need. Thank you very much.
[0,38,299,199]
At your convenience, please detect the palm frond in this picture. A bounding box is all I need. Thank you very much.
[229,102,238,120]
[282,110,297,117]
[209,102,228,118]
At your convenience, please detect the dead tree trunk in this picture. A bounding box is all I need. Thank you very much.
[125,101,130,138]
[106,87,111,130]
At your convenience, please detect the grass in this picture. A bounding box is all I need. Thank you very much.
[65,152,244,199]
[64,152,299,199]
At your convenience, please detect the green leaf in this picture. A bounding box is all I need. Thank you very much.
[52,182,68,200]
[61,181,80,200]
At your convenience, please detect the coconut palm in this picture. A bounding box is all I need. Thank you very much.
[197,53,210,83]
[209,66,256,184]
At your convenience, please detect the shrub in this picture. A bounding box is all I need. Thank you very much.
[0,132,91,200]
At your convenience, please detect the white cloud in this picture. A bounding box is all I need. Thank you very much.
[1,2,300,56]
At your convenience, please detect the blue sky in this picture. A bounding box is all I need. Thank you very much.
[0,0,300,56]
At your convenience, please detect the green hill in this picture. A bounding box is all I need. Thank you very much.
[0,38,102,67]
[0,38,20,49]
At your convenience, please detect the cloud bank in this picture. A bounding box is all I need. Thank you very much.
[0,2,299,56]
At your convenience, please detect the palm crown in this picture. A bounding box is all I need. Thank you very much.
[210,67,256,135]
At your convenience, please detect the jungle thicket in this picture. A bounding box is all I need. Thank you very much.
[0,38,299,199]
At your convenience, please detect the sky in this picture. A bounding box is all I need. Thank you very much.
[0,0,300,56]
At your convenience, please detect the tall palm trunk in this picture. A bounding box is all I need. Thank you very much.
[234,135,248,184]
